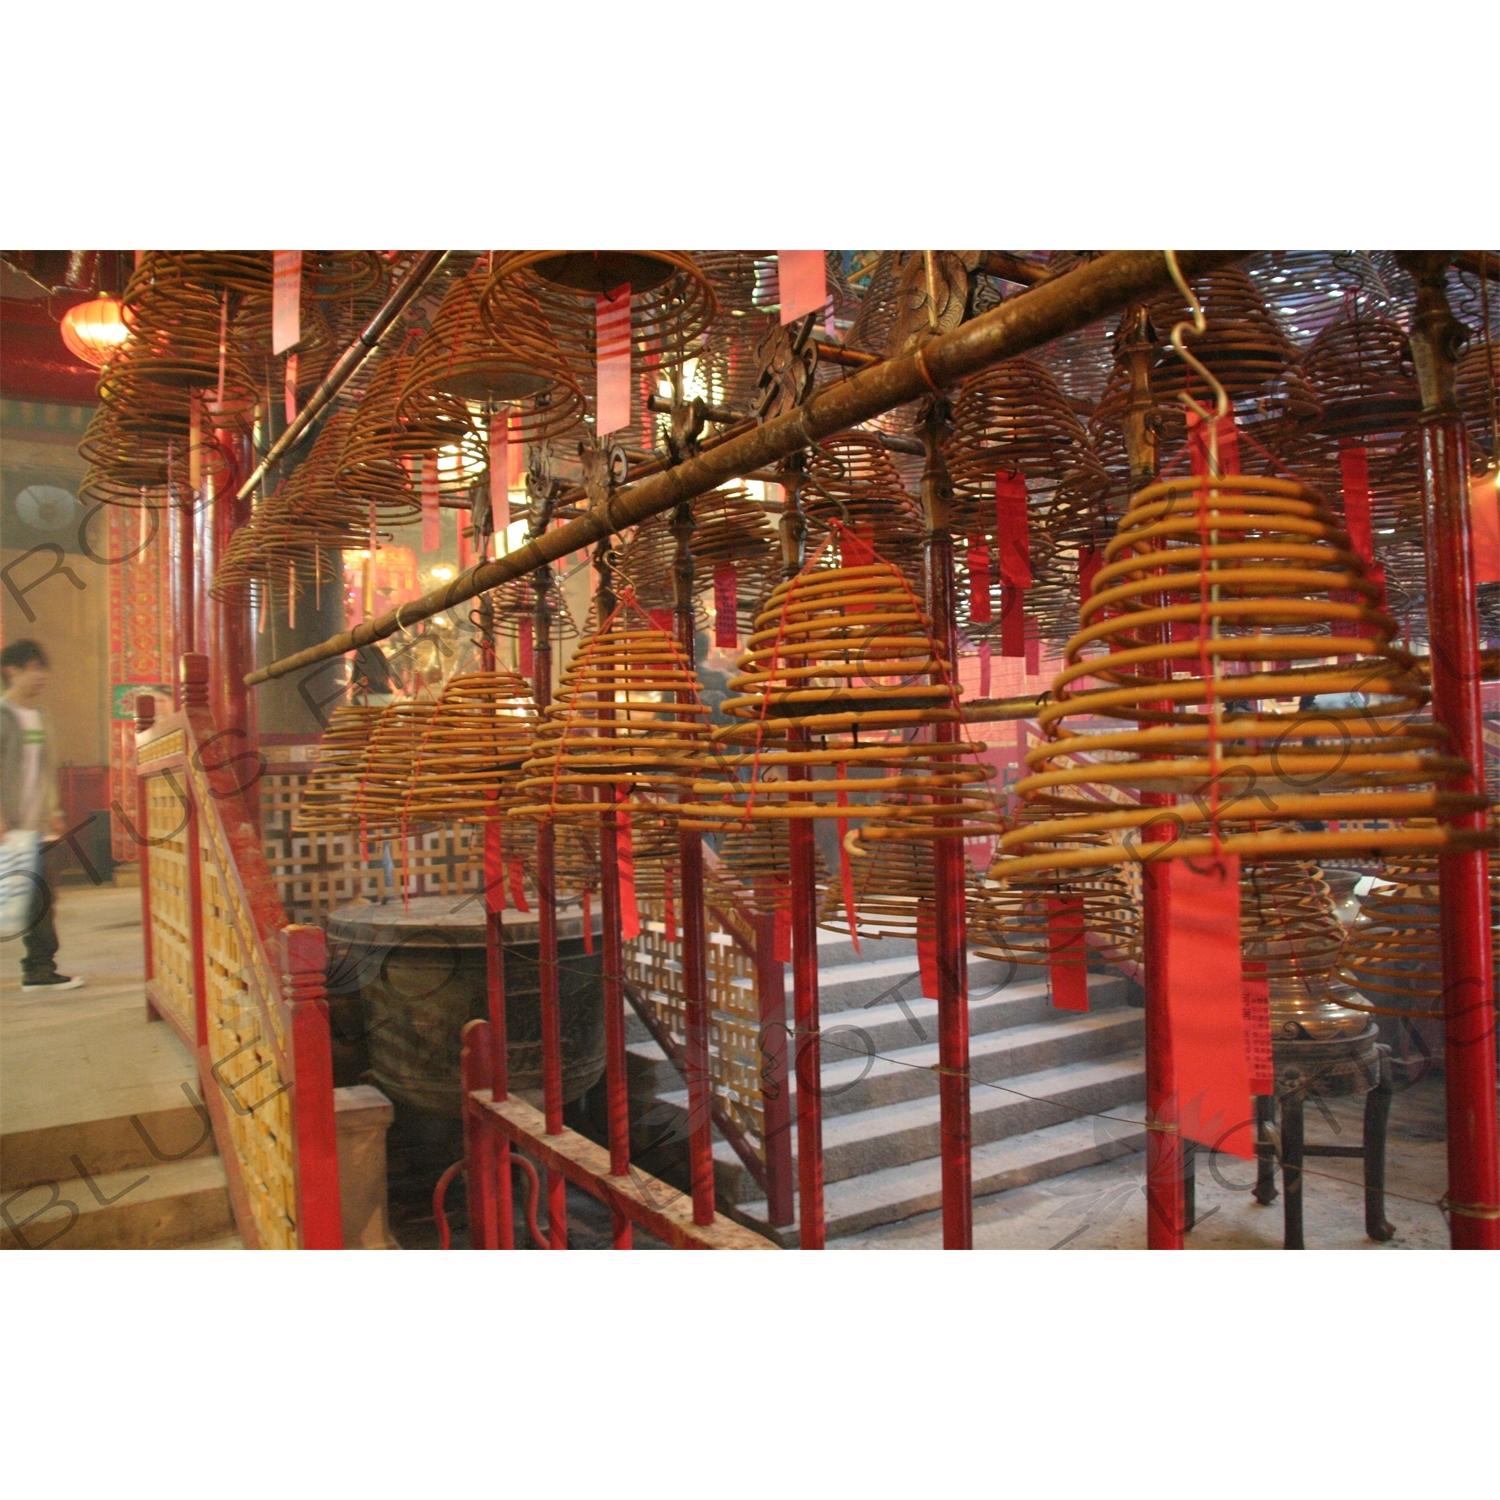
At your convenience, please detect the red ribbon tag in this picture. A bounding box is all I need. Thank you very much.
[1000,585,1025,658]
[840,526,876,568]
[835,764,861,957]
[519,616,534,679]
[1024,626,1040,676]
[1046,894,1089,1011]
[1150,854,1254,1158]
[1338,443,1375,569]
[967,542,992,623]
[507,859,530,914]
[777,250,827,326]
[1242,961,1273,1096]
[489,412,511,539]
[1187,408,1241,477]
[663,864,677,945]
[648,608,675,637]
[284,352,298,424]
[995,472,1032,588]
[595,284,632,435]
[617,808,639,942]
[713,562,738,648]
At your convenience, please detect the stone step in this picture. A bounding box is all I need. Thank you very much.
[0,1154,236,1250]
[736,1102,1150,1242]
[654,993,1142,1125]
[807,953,1025,1015]
[712,1050,1147,1198]
[0,1089,217,1192]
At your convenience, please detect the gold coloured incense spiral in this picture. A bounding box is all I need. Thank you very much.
[350,700,441,832]
[995,472,1491,876]
[293,704,387,833]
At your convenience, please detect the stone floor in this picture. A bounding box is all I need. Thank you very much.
[0,880,198,1141]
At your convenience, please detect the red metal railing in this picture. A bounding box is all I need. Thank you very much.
[134,653,342,1249]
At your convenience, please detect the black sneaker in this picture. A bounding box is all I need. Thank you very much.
[22,974,85,993]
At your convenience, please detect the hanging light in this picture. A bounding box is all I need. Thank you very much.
[59,292,130,368]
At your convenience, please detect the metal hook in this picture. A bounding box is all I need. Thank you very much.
[1164,249,1230,477]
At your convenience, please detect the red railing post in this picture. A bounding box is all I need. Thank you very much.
[135,692,157,1000]
[1403,253,1500,1249]
[755,910,795,1227]
[282,923,343,1248]
[180,655,210,1050]
[462,1019,498,1249]
[600,789,633,1247]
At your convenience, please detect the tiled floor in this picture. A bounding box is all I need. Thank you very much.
[1,880,198,1137]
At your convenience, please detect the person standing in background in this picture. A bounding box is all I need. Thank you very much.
[1,639,84,992]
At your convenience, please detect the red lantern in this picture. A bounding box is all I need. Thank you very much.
[59,293,130,368]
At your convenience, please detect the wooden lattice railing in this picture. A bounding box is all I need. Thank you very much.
[133,655,341,1249]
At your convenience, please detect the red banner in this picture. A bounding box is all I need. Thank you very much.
[967,542,992,623]
[1000,585,1025,658]
[777,250,827,326]
[518,616,534,679]
[595,284,632,435]
[713,562,738,648]
[484,821,505,912]
[916,902,939,999]
[841,526,876,568]
[1024,627,1040,676]
[1242,962,1274,1096]
[1338,443,1375,569]
[995,472,1032,588]
[1047,895,1089,1010]
[489,411,511,540]
[1152,854,1255,1158]
[508,859,531,914]
[1078,544,1101,606]
[663,864,677,946]
[648,608,675,636]
[284,352,298,424]
[1187,408,1241,477]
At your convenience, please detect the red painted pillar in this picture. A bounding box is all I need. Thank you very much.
[1402,253,1500,1249]
[599,789,633,1247]
[461,1019,499,1250]
[788,736,824,1248]
[283,924,343,1249]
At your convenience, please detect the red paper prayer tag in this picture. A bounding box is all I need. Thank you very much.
[484,822,505,912]
[617,808,639,942]
[1242,962,1274,1096]
[1339,443,1375,569]
[916,903,940,999]
[1047,895,1090,1011]
[595,284,632,435]
[421,456,441,553]
[776,250,827,326]
[272,251,302,356]
[1472,470,1500,585]
[713,562,738,648]
[995,472,1032,588]
[1000,585,1025,658]
[518,616,534,679]
[284,352,298,424]
[508,859,530,914]
[967,542,992,623]
[841,527,876,567]
[1187,408,1241,477]
[648,608,675,636]
[1078,544,1101,604]
[1151,854,1255,1158]
[1024,627,1040,676]
[663,867,677,946]
[489,412,511,537]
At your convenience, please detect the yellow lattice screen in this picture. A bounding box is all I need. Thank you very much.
[144,766,194,1041]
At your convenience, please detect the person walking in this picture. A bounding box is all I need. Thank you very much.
[1,639,84,992]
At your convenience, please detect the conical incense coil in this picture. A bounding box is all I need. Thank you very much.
[512,624,718,819]
[481,251,717,378]
[995,472,1491,877]
[403,670,543,823]
[496,819,601,903]
[814,833,975,942]
[716,817,827,917]
[399,264,585,441]
[1143,265,1320,438]
[1339,850,1500,1019]
[804,433,924,558]
[293,705,387,833]
[77,392,233,509]
[695,253,775,412]
[976,823,1140,971]
[350,700,442,831]
[1283,307,1424,535]
[337,349,480,519]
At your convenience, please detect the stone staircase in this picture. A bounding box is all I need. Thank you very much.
[1,1087,240,1251]
[628,928,1147,1243]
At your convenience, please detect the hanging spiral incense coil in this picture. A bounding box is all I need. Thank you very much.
[333,353,437,522]
[349,700,442,831]
[1284,306,1424,536]
[680,561,1002,845]
[612,515,692,617]
[1144,265,1320,439]
[695,253,775,413]
[995,472,1491,877]
[844,252,907,357]
[804,433,925,563]
[77,390,233,509]
[481,252,717,380]
[512,624,718,820]
[716,817,828,917]
[402,669,543,823]
[397,264,586,441]
[976,820,1140,970]
[690,485,779,635]
[293,704,387,833]
[814,831,976,942]
[1240,860,1367,1040]
[1338,851,1500,1019]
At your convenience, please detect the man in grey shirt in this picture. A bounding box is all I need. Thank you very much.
[1,639,83,992]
